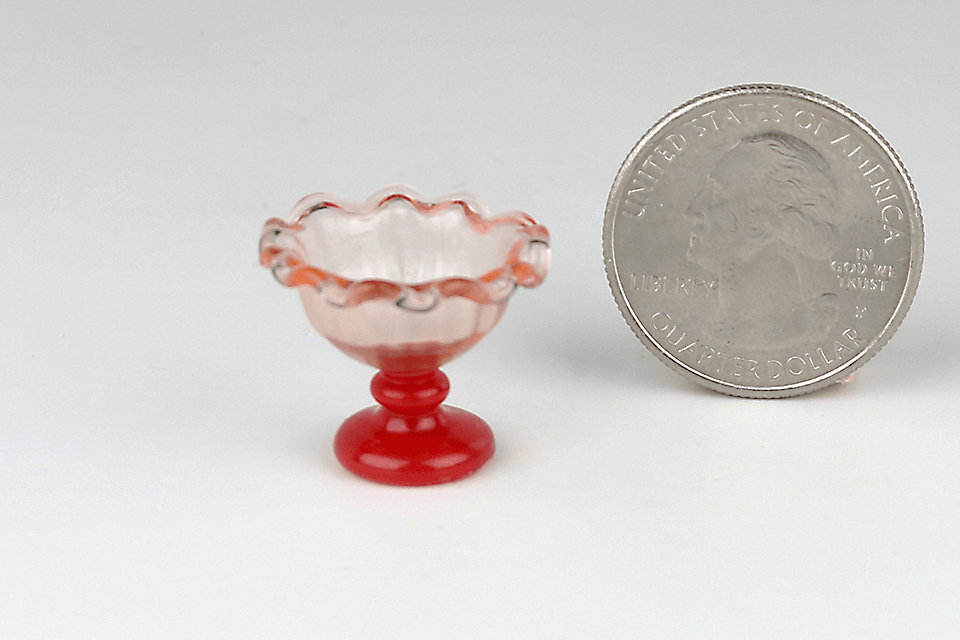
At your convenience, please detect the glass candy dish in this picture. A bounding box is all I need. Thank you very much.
[259,185,550,486]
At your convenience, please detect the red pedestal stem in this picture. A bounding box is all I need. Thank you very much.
[333,369,495,486]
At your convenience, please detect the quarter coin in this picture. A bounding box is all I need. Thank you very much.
[603,84,923,398]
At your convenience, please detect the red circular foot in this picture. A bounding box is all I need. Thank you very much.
[334,405,495,486]
[333,369,495,486]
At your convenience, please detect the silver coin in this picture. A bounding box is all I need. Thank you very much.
[603,84,923,398]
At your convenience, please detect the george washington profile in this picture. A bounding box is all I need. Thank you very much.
[684,131,842,349]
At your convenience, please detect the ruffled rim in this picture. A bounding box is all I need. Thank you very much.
[259,184,550,312]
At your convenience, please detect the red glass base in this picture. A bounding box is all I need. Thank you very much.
[333,370,495,486]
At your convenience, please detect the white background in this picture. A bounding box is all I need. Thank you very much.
[2,1,958,638]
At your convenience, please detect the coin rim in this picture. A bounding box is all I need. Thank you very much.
[602,83,924,398]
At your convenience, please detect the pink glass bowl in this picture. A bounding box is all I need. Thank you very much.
[259,185,550,485]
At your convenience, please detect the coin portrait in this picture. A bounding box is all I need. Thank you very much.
[603,85,923,398]
[684,131,841,350]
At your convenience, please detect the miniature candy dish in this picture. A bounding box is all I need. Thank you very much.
[259,185,550,486]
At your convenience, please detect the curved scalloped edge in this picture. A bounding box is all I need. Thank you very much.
[259,184,550,311]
